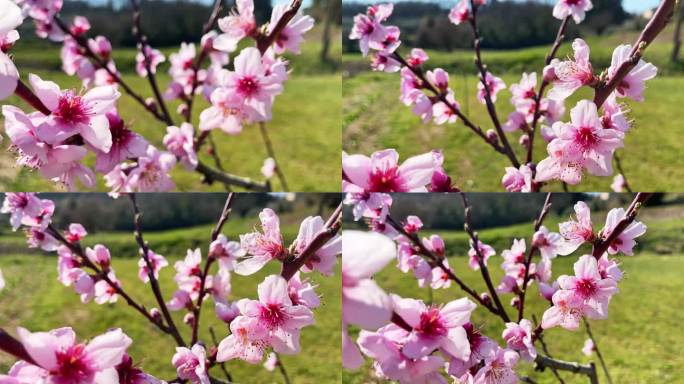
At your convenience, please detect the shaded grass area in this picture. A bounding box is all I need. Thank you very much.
[1,30,342,192]
[0,251,341,382]
[343,253,684,384]
[342,71,684,192]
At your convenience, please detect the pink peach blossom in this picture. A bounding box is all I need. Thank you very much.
[557,254,619,319]
[391,294,475,360]
[448,0,470,25]
[342,149,444,193]
[558,201,595,254]
[294,215,342,276]
[135,45,165,77]
[468,240,496,270]
[502,319,536,361]
[548,39,594,101]
[94,272,119,304]
[235,208,286,275]
[553,0,593,23]
[342,230,395,329]
[209,234,244,271]
[268,4,314,54]
[126,146,176,192]
[0,51,18,100]
[501,165,533,193]
[477,72,506,104]
[138,250,168,283]
[214,0,257,53]
[16,326,132,384]
[601,207,646,255]
[608,44,657,102]
[172,345,209,384]
[64,223,87,243]
[85,244,111,269]
[94,110,148,173]
[163,123,198,170]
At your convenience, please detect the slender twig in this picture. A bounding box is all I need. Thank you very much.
[195,160,270,191]
[130,0,174,126]
[209,326,233,383]
[207,132,232,192]
[467,0,520,168]
[52,15,170,125]
[0,329,37,365]
[44,224,169,333]
[13,80,52,115]
[614,153,633,193]
[518,193,553,321]
[533,315,566,384]
[390,51,508,157]
[259,122,289,191]
[129,194,187,347]
[535,355,599,384]
[186,0,224,123]
[280,202,343,281]
[275,353,292,384]
[593,0,676,107]
[527,16,571,166]
[591,193,652,257]
[256,0,303,54]
[459,192,511,322]
[583,317,613,384]
[192,193,235,345]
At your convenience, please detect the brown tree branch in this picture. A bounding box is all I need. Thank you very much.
[591,192,652,258]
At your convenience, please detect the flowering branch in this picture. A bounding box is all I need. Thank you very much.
[257,0,303,53]
[527,16,571,165]
[536,355,598,384]
[591,192,652,257]
[384,214,501,316]
[593,0,676,107]
[44,223,170,332]
[130,0,174,125]
[191,193,234,345]
[0,329,37,365]
[460,192,512,322]
[129,193,187,347]
[518,193,553,321]
[280,201,342,281]
[51,15,170,124]
[467,0,520,167]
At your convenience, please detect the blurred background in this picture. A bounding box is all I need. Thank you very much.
[343,192,684,383]
[2,0,343,191]
[342,0,684,192]
[0,193,341,383]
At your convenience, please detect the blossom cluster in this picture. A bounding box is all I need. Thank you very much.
[0,0,314,191]
[347,0,659,192]
[342,193,646,382]
[0,192,341,383]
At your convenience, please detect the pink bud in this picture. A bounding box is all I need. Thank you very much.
[183,312,195,326]
[519,134,530,147]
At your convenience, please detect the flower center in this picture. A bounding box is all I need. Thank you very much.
[55,344,93,381]
[368,167,405,192]
[575,126,598,148]
[417,308,447,337]
[237,76,260,97]
[575,278,597,298]
[261,303,287,328]
[54,92,91,124]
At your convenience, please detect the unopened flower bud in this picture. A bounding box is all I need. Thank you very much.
[145,97,157,112]
[177,103,188,116]
[480,292,491,306]
[510,296,521,309]
[486,129,498,144]
[519,134,530,147]
[150,308,162,323]
[183,312,195,326]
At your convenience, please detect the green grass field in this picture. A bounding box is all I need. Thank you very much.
[342,26,684,192]
[0,217,341,383]
[342,206,684,384]
[1,28,342,192]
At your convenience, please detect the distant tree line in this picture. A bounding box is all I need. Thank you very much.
[342,0,631,52]
[17,0,340,48]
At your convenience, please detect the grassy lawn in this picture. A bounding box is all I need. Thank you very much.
[342,27,684,192]
[342,205,684,383]
[343,254,684,384]
[0,218,342,383]
[1,28,342,192]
